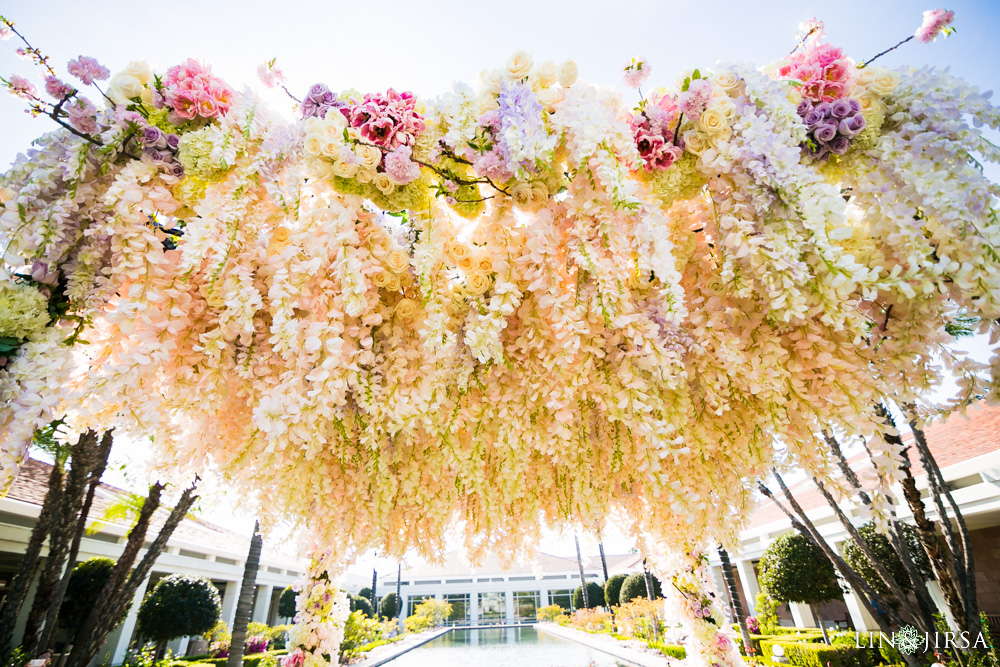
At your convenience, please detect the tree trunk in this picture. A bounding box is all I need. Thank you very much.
[67,480,199,667]
[23,431,102,655]
[0,458,65,660]
[822,428,938,632]
[395,564,402,618]
[574,535,589,609]
[38,431,112,652]
[905,405,980,635]
[813,607,830,645]
[877,404,970,634]
[227,521,263,667]
[718,546,754,655]
[598,542,609,583]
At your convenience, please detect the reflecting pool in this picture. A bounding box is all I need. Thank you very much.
[383,626,638,666]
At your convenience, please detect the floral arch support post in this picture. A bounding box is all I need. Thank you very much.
[0,9,996,663]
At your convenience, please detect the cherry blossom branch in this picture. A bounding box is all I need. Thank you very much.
[788,26,820,56]
[355,139,511,196]
[1,16,56,77]
[860,35,914,68]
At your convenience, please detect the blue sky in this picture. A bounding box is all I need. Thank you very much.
[2,1,998,568]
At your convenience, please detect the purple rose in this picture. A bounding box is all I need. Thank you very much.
[803,110,824,127]
[814,102,832,119]
[142,125,165,148]
[30,260,58,285]
[848,99,861,114]
[301,99,319,119]
[839,115,866,138]
[167,161,185,178]
[796,99,811,117]
[809,143,829,160]
[829,135,851,155]
[322,91,336,105]
[813,121,838,143]
[308,83,331,104]
[166,133,180,151]
[831,99,853,119]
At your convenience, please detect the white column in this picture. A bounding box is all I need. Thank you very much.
[252,585,274,623]
[789,603,816,628]
[220,579,240,626]
[842,588,879,632]
[111,576,152,663]
[470,592,479,625]
[735,559,760,616]
[539,589,549,607]
[504,590,514,624]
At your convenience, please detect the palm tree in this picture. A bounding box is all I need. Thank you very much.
[574,535,589,609]
[598,542,609,583]
[227,521,263,667]
[717,546,753,654]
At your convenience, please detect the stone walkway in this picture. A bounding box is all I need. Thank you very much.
[349,627,450,666]
[535,623,674,666]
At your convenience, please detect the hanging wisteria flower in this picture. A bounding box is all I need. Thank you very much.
[623,55,651,89]
[0,282,50,341]
[66,55,109,85]
[915,8,955,43]
[257,58,287,89]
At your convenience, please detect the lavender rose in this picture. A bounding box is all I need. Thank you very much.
[831,99,853,119]
[142,125,166,149]
[803,110,825,127]
[166,133,180,151]
[308,83,331,104]
[829,135,851,155]
[839,115,866,138]
[813,121,838,143]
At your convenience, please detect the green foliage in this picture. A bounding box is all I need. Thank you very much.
[138,574,222,642]
[649,643,686,659]
[842,522,932,601]
[536,604,565,622]
[755,593,780,634]
[358,587,372,601]
[203,620,230,642]
[572,581,605,609]
[757,639,872,667]
[60,557,130,632]
[758,533,842,606]
[277,586,297,619]
[379,592,400,619]
[619,573,661,604]
[340,610,388,659]
[604,574,627,607]
[350,594,374,618]
[403,598,452,632]
[4,647,28,667]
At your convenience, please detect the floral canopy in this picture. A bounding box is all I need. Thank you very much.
[0,9,994,664]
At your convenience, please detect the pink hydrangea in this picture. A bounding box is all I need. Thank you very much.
[67,56,110,86]
[6,74,37,99]
[915,9,955,43]
[777,42,853,102]
[623,56,651,89]
[44,76,75,100]
[68,97,99,134]
[678,78,712,118]
[384,146,421,185]
[348,88,424,149]
[162,58,235,122]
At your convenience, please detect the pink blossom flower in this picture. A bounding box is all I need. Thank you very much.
[915,8,955,43]
[623,56,651,89]
[0,23,10,40]
[384,146,421,184]
[44,76,75,100]
[778,41,853,102]
[66,56,110,85]
[68,97,99,134]
[678,79,712,117]
[798,18,825,44]
[170,90,199,120]
[348,88,425,149]
[257,61,287,89]
[162,58,235,121]
[6,74,37,99]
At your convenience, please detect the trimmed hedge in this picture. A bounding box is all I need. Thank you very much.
[757,639,874,667]
[739,632,825,656]
[657,645,686,659]
[175,650,288,667]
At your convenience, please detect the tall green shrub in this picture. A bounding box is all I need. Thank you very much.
[758,533,842,606]
[277,586,297,619]
[619,572,661,604]
[137,574,221,658]
[604,574,627,607]
[842,522,932,600]
[350,595,374,618]
[379,592,400,619]
[59,558,129,632]
[573,582,605,609]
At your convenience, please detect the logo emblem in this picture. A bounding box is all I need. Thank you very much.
[895,625,924,655]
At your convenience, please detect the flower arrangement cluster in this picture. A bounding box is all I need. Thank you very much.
[0,8,992,665]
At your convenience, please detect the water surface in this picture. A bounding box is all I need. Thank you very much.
[384,626,638,666]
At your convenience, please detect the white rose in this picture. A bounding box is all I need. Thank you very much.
[374,172,395,195]
[506,50,533,80]
[395,298,418,319]
[711,69,742,96]
[510,182,534,209]
[303,133,325,157]
[356,145,382,170]
[466,270,491,296]
[446,241,471,264]
[385,250,410,274]
[868,69,900,97]
[533,61,559,88]
[332,160,359,178]
[697,107,729,135]
[107,72,144,106]
[683,130,708,156]
[537,86,563,111]
[529,181,549,208]
[371,269,391,287]
[122,60,152,85]
[474,252,493,274]
[355,168,375,184]
[480,69,504,96]
[558,60,578,88]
